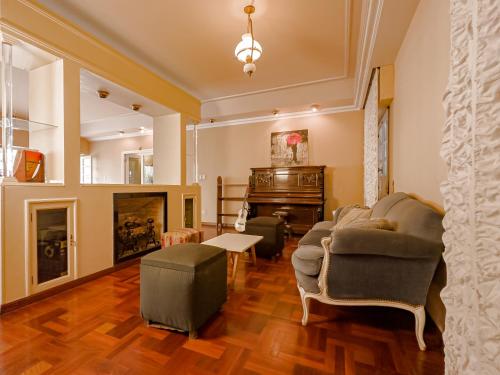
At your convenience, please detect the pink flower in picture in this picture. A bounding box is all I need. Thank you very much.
[286,132,303,146]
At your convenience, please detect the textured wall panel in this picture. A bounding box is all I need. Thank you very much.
[364,69,379,207]
[440,0,500,374]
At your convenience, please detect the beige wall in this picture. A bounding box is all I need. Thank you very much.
[191,111,364,223]
[390,0,449,206]
[89,135,153,184]
[1,60,201,304]
[0,1,201,305]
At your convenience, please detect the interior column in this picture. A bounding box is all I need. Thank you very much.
[153,113,188,185]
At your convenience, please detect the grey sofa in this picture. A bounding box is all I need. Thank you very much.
[291,192,445,351]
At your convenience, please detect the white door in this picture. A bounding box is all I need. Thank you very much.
[28,200,77,294]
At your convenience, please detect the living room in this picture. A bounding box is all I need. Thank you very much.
[0,1,498,374]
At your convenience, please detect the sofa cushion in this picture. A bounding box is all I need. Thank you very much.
[298,229,331,247]
[371,192,409,218]
[342,218,395,231]
[292,245,325,276]
[384,197,444,243]
[335,204,361,223]
[311,221,335,231]
[333,207,372,230]
[294,270,320,294]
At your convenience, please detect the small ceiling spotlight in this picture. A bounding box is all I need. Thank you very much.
[311,104,319,112]
[272,109,279,117]
[97,90,109,99]
[119,130,125,136]
[139,126,145,134]
[131,104,142,111]
[210,118,216,124]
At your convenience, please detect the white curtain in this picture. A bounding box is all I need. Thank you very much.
[364,69,379,207]
[440,0,500,374]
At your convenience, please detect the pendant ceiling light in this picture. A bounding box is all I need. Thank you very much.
[234,4,262,77]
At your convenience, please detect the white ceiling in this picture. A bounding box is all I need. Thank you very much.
[37,0,360,100]
[36,0,420,124]
[80,70,172,140]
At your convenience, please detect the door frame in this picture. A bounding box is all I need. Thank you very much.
[121,149,153,184]
[24,198,78,296]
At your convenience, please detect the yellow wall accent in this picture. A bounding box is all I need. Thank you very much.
[80,138,90,155]
[0,0,200,120]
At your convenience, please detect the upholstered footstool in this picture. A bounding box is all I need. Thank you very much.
[161,228,204,248]
[140,243,227,338]
[244,216,284,258]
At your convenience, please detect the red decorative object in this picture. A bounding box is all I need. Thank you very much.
[13,149,45,182]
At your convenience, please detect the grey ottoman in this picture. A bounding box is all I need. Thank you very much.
[244,216,285,258]
[140,243,227,338]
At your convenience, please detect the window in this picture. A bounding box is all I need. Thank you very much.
[80,155,92,184]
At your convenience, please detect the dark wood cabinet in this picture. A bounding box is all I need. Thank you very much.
[247,166,325,234]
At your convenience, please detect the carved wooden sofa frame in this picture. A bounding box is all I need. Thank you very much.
[298,237,427,351]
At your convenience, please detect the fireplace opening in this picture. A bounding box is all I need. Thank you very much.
[113,192,167,264]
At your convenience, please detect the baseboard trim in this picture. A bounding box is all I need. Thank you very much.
[0,258,140,315]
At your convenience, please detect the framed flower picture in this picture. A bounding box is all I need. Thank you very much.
[271,129,309,167]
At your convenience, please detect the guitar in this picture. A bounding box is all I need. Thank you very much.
[234,186,249,232]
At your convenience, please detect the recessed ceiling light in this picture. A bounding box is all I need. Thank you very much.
[139,126,145,134]
[272,109,279,117]
[311,104,319,112]
[131,104,142,111]
[210,119,216,124]
[97,90,109,99]
[119,130,125,136]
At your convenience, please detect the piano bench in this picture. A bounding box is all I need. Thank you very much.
[244,216,285,258]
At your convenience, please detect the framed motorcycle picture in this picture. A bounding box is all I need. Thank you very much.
[113,192,168,263]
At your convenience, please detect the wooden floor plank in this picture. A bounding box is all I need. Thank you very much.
[0,226,444,374]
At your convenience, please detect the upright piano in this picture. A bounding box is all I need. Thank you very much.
[247,166,326,234]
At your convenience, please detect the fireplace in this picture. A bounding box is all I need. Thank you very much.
[113,192,167,263]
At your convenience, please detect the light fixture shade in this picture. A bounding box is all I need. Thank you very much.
[235,33,262,63]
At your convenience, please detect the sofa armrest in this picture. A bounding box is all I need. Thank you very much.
[331,228,443,260]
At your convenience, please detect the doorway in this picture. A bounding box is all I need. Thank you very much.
[123,149,154,184]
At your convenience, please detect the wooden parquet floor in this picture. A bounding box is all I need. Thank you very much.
[0,227,444,374]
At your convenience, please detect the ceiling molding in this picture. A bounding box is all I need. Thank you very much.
[87,129,153,142]
[187,105,358,131]
[1,0,200,119]
[201,0,352,104]
[352,0,384,109]
[201,0,382,120]
[20,0,198,98]
[201,75,348,104]
[343,0,352,77]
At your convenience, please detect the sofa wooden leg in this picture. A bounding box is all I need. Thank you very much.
[414,306,426,351]
[298,285,310,326]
